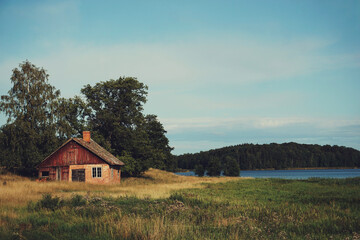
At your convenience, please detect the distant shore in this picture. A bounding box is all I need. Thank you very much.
[242,167,359,171]
[176,167,359,173]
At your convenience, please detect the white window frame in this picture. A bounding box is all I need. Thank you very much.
[92,167,102,178]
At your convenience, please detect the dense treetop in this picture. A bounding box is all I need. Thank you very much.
[176,142,360,176]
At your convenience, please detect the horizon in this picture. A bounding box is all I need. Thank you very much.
[0,1,359,154]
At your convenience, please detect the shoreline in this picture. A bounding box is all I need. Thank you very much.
[244,167,359,171]
[176,167,359,173]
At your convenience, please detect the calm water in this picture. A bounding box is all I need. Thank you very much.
[176,169,360,179]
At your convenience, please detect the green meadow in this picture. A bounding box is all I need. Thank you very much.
[0,176,359,240]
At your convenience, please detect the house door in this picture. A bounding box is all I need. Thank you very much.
[72,169,85,182]
[56,167,61,181]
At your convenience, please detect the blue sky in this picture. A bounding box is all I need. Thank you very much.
[0,0,359,154]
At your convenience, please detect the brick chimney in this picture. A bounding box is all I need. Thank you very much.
[83,131,91,142]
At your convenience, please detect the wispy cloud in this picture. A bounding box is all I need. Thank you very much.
[1,35,355,97]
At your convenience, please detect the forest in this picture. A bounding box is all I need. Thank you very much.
[176,142,360,176]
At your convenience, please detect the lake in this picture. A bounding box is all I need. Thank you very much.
[175,169,360,179]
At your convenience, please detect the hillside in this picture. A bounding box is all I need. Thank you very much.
[176,142,360,171]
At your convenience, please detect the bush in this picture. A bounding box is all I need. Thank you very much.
[169,193,185,202]
[36,194,64,211]
[194,164,205,177]
[70,194,87,207]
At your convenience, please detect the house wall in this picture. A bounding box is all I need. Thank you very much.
[70,164,107,184]
[110,166,121,184]
[69,164,121,184]
[38,140,121,184]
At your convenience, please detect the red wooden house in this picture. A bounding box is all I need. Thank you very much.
[38,131,124,184]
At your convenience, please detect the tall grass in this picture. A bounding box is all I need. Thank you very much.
[0,170,359,239]
[0,168,241,208]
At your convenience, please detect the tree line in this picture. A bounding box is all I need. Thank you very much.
[0,61,175,176]
[176,142,360,176]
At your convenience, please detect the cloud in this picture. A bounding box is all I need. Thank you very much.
[0,35,355,97]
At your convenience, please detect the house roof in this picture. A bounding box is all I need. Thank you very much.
[40,138,124,166]
[73,138,124,166]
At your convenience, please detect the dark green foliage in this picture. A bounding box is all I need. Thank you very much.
[81,78,173,176]
[177,142,360,171]
[69,194,87,207]
[56,96,90,140]
[206,156,221,176]
[144,114,175,171]
[36,194,64,211]
[223,156,240,176]
[0,61,62,175]
[194,164,205,177]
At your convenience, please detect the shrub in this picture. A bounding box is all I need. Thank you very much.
[70,194,87,207]
[36,193,64,211]
[169,193,185,202]
[194,164,205,177]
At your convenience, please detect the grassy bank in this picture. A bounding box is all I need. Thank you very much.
[0,170,359,239]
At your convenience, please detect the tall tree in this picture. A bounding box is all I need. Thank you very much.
[0,61,61,175]
[0,61,60,129]
[81,77,172,176]
[223,156,240,176]
[194,164,205,177]
[56,96,89,140]
[206,156,221,176]
[144,114,175,171]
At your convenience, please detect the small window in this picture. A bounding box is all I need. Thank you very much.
[92,167,102,178]
[97,167,102,178]
[42,171,49,177]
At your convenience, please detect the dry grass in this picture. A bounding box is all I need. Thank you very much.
[0,168,250,207]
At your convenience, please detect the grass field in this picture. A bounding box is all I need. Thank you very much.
[0,169,359,239]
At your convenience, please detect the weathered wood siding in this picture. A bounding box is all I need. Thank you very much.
[39,141,104,168]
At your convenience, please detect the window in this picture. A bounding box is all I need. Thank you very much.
[42,171,49,177]
[92,167,102,178]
